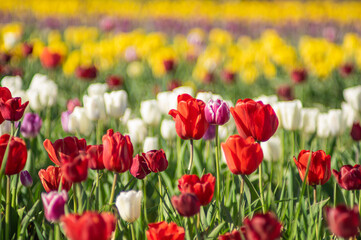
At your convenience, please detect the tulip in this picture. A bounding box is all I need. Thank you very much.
[38,166,72,192]
[169,94,209,140]
[157,91,177,115]
[300,108,319,134]
[124,46,138,62]
[20,113,42,138]
[0,87,28,122]
[332,165,361,190]
[61,153,89,183]
[178,173,215,206]
[351,122,361,141]
[66,98,81,113]
[167,79,181,91]
[130,154,151,179]
[20,170,33,187]
[195,91,216,104]
[115,190,143,223]
[339,63,354,77]
[143,137,159,153]
[22,43,33,57]
[163,59,175,72]
[43,136,87,166]
[100,16,116,32]
[277,85,294,101]
[277,100,302,131]
[140,99,161,126]
[26,74,58,111]
[202,124,216,140]
[146,221,185,240]
[205,99,230,125]
[316,113,330,138]
[342,102,359,128]
[1,75,22,94]
[127,118,147,144]
[172,193,200,217]
[41,190,67,222]
[221,135,263,175]
[102,129,133,173]
[0,134,27,175]
[75,65,97,80]
[293,150,331,186]
[40,48,61,69]
[127,61,143,78]
[221,70,236,84]
[61,111,71,133]
[243,212,282,240]
[104,90,128,118]
[343,85,361,112]
[83,95,106,121]
[142,149,168,173]
[230,98,278,142]
[160,119,177,140]
[327,109,345,137]
[86,144,104,170]
[291,68,307,84]
[68,107,94,136]
[61,211,116,240]
[106,75,123,90]
[87,83,108,96]
[218,230,242,240]
[260,136,281,161]
[325,205,360,238]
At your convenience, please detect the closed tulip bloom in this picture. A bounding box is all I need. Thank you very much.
[340,63,354,77]
[83,95,106,121]
[115,190,143,223]
[277,85,294,101]
[20,170,33,187]
[277,100,302,131]
[221,135,263,175]
[43,136,87,166]
[140,99,162,126]
[0,87,28,122]
[75,65,97,80]
[160,119,177,140]
[104,90,128,118]
[243,212,282,240]
[205,99,230,125]
[127,118,147,144]
[142,149,168,173]
[40,48,61,69]
[102,129,134,173]
[172,193,200,217]
[42,190,67,222]
[22,43,33,57]
[230,99,278,142]
[66,98,81,113]
[260,136,281,162]
[294,150,331,186]
[300,108,319,134]
[168,94,209,140]
[88,83,108,96]
[0,134,27,175]
[178,173,215,206]
[61,153,89,183]
[68,107,94,136]
[86,144,104,170]
[343,102,359,128]
[333,165,361,190]
[130,154,151,179]
[327,109,345,136]
[195,91,217,104]
[38,166,72,192]
[1,75,22,94]
[157,91,177,115]
[351,122,361,141]
[291,68,307,84]
[343,86,361,112]
[61,211,116,240]
[20,113,42,138]
[106,75,123,90]
[218,230,242,240]
[325,205,360,238]
[146,221,185,240]
[143,137,159,153]
[317,113,330,138]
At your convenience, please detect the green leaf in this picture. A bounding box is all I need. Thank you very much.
[207,222,226,238]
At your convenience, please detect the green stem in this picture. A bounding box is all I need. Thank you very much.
[313,186,317,205]
[187,139,194,174]
[158,174,163,221]
[95,170,100,210]
[214,126,221,221]
[130,223,136,240]
[5,175,11,240]
[96,120,103,145]
[77,183,83,213]
[259,163,266,213]
[143,179,148,224]
[11,174,19,207]
[54,224,60,240]
[240,175,245,216]
[73,185,78,214]
[109,173,118,206]
[186,218,193,240]
[0,122,15,201]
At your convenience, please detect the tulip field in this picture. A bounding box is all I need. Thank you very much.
[2,1,361,240]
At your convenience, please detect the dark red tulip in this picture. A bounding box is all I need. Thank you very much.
[167,79,181,91]
[351,122,361,141]
[38,165,72,192]
[169,94,209,140]
[86,145,104,170]
[243,212,282,240]
[0,53,11,64]
[130,154,151,179]
[332,165,361,190]
[0,96,29,122]
[163,59,175,72]
[102,129,133,173]
[277,85,294,101]
[75,65,97,80]
[0,134,27,175]
[61,152,89,183]
[221,70,236,84]
[142,149,168,173]
[22,43,33,57]
[291,68,307,84]
[0,87,12,124]
[340,63,354,77]
[40,48,61,69]
[146,221,185,240]
[106,75,123,90]
[178,173,215,206]
[218,230,242,240]
[325,205,360,238]
[293,150,331,186]
[230,98,278,142]
[171,193,200,217]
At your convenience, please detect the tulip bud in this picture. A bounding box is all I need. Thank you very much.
[342,102,359,128]
[106,75,123,90]
[325,205,360,238]
[351,122,361,141]
[140,99,161,126]
[40,48,61,69]
[20,113,42,138]
[343,86,361,112]
[291,68,307,84]
[327,109,345,137]
[339,63,354,77]
[163,59,175,73]
[205,99,230,125]
[41,190,68,222]
[127,118,147,144]
[160,119,177,140]
[332,165,361,190]
[172,193,200,217]
[260,136,281,161]
[83,95,106,121]
[27,74,58,112]
[87,83,108,96]
[130,154,151,179]
[277,100,302,131]
[104,90,128,118]
[75,65,97,80]
[22,43,33,57]
[317,113,330,138]
[115,190,143,223]
[68,107,94,136]
[243,212,282,240]
[20,170,33,187]
[143,137,159,153]
[277,85,294,101]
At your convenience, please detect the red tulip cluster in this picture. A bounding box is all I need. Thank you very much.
[130,149,168,179]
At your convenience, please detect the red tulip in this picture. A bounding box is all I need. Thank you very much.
[38,165,72,192]
[168,94,209,140]
[178,173,215,206]
[106,75,123,90]
[102,129,133,173]
[221,135,263,175]
[293,150,331,186]
[351,122,361,141]
[61,153,89,183]
[43,136,87,166]
[130,154,151,179]
[218,230,242,240]
[146,221,185,240]
[332,165,361,190]
[277,85,294,101]
[0,87,28,122]
[61,211,116,240]
[291,68,307,84]
[142,149,168,173]
[22,43,33,57]
[325,205,360,238]
[40,48,61,69]
[172,193,200,217]
[167,79,181,91]
[0,87,12,124]
[221,70,236,84]
[163,59,175,72]
[86,145,104,170]
[75,65,97,80]
[243,212,282,240]
[340,63,354,77]
[0,134,27,175]
[230,99,278,142]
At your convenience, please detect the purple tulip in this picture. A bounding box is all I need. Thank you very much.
[20,170,33,187]
[205,99,230,125]
[20,113,42,138]
[41,190,68,222]
[203,125,216,140]
[61,111,71,132]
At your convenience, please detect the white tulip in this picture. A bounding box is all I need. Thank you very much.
[3,32,18,50]
[317,113,330,138]
[160,119,176,140]
[300,108,319,134]
[120,108,132,125]
[83,95,106,121]
[156,91,177,115]
[172,86,194,97]
[196,91,214,103]
[342,102,359,128]
[27,74,58,111]
[0,121,11,135]
[255,95,278,106]
[277,100,302,131]
[104,90,128,118]
[343,85,361,112]
[261,136,281,161]
[1,76,22,93]
[115,190,142,223]
[68,107,94,136]
[126,61,143,78]
[127,118,147,144]
[327,109,345,137]
[87,83,108,96]
[140,100,161,126]
[143,137,159,152]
